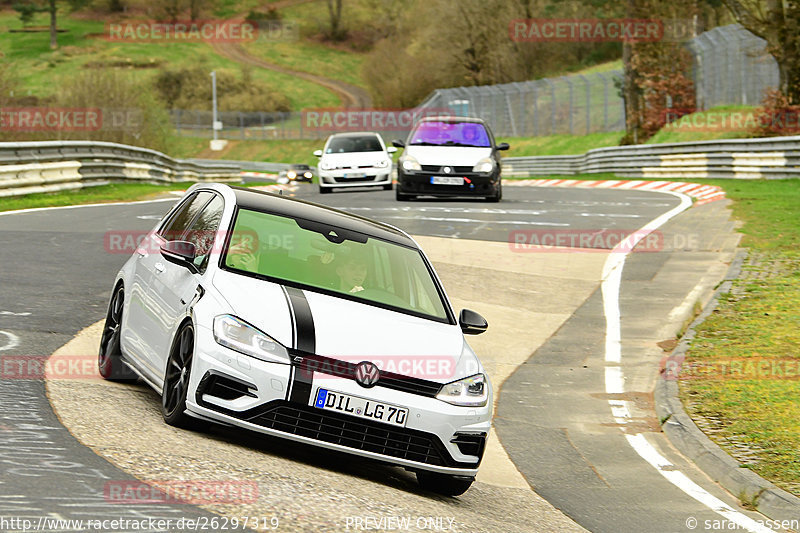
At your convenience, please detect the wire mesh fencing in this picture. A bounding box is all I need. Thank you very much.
[170,25,779,140]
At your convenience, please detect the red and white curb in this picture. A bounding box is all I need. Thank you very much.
[507,178,725,206]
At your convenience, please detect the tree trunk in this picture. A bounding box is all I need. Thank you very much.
[327,0,344,40]
[49,0,57,50]
[622,41,641,144]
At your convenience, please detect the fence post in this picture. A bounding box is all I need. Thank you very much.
[579,74,590,135]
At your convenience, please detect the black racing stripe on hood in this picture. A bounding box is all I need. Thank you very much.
[284,287,316,404]
[285,287,315,352]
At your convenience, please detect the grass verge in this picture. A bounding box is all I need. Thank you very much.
[0,182,192,213]
[676,179,800,497]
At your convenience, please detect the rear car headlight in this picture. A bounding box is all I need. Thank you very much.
[377,159,390,168]
[213,314,290,364]
[400,156,421,171]
[472,158,495,173]
[436,374,488,407]
[319,160,337,171]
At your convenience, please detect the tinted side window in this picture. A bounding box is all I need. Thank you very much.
[185,194,225,272]
[159,192,214,240]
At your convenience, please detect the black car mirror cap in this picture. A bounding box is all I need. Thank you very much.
[496,142,510,151]
[392,139,405,148]
[160,240,198,273]
[459,309,488,335]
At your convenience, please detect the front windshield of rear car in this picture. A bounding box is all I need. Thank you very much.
[223,208,449,322]
[325,135,383,153]
[409,121,491,147]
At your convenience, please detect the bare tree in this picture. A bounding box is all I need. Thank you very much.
[723,0,800,104]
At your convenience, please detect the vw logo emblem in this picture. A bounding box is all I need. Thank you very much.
[354,361,380,388]
[443,166,452,174]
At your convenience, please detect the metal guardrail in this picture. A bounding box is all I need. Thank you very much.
[0,141,242,197]
[185,159,289,173]
[501,135,800,179]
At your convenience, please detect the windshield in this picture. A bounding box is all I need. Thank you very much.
[223,209,449,322]
[409,121,491,147]
[325,135,384,153]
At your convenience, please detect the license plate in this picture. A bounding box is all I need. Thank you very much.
[345,172,366,178]
[314,388,408,427]
[431,176,464,185]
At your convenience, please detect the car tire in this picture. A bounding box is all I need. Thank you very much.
[319,186,331,194]
[162,321,197,429]
[485,181,502,203]
[98,284,138,382]
[383,182,393,191]
[416,471,474,496]
[396,189,415,201]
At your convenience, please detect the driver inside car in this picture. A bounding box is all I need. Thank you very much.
[335,249,369,293]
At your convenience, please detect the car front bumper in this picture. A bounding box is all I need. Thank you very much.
[397,169,500,197]
[186,324,491,476]
[318,168,392,188]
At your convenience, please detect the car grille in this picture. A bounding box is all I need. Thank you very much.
[333,176,376,183]
[291,352,443,398]
[420,165,473,174]
[244,402,458,466]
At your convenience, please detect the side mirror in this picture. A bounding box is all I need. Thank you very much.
[496,142,510,151]
[392,139,405,148]
[387,146,398,154]
[313,149,323,157]
[459,309,488,335]
[160,240,198,272]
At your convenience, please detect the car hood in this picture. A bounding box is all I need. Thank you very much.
[212,271,465,383]
[319,152,390,167]
[404,145,492,166]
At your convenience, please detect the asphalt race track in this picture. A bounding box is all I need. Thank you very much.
[0,184,767,532]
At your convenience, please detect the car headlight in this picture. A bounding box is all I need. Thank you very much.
[401,156,421,171]
[303,172,313,178]
[319,160,337,171]
[436,373,488,407]
[377,159,390,168]
[472,158,495,173]
[213,314,290,364]
[287,171,296,179]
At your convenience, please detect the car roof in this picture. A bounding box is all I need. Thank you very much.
[416,116,486,124]
[227,186,415,247]
[327,132,382,138]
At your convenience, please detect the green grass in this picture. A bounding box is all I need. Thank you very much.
[241,38,367,89]
[677,179,800,497]
[499,132,624,156]
[0,182,192,213]
[0,11,340,110]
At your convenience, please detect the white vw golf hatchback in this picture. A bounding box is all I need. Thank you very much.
[100,183,492,495]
